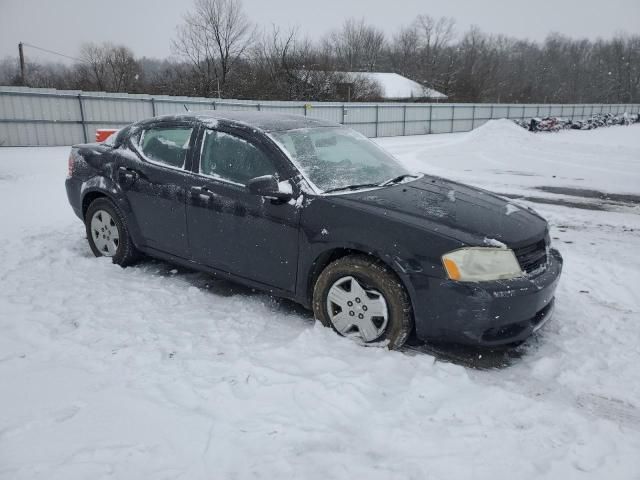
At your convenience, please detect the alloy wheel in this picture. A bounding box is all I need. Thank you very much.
[90,210,120,257]
[326,275,389,342]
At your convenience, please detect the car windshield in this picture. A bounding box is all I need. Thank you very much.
[270,126,410,193]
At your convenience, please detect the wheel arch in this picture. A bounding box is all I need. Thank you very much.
[80,180,142,247]
[81,190,110,219]
[306,247,416,315]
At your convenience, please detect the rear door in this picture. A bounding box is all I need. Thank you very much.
[115,122,196,257]
[185,126,301,292]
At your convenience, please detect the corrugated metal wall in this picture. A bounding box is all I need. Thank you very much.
[1,86,638,146]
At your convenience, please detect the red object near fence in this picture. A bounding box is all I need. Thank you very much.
[96,129,117,143]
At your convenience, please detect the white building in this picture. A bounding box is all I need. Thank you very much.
[341,72,447,101]
[297,70,447,101]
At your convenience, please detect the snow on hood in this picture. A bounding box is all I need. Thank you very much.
[336,175,548,248]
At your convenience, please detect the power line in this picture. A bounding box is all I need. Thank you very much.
[21,42,84,63]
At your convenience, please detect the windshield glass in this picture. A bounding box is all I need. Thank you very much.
[270,127,409,192]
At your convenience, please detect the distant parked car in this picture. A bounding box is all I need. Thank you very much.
[66,112,562,349]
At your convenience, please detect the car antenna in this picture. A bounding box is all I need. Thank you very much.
[183,104,190,112]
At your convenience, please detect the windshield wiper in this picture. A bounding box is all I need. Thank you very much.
[379,174,418,186]
[323,174,419,194]
[323,183,381,194]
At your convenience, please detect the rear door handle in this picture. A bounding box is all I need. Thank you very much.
[118,166,139,182]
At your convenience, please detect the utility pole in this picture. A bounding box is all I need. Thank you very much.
[18,42,26,86]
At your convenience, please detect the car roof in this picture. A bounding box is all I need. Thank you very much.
[140,111,340,132]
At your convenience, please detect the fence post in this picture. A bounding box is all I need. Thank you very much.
[342,104,347,125]
[471,104,476,130]
[507,104,511,120]
[402,104,407,136]
[536,105,540,118]
[374,104,379,138]
[428,104,433,134]
[77,94,88,143]
[257,103,261,111]
[150,97,156,116]
[450,104,455,133]
[490,104,494,119]
[212,101,216,110]
[521,104,525,120]
[571,104,575,121]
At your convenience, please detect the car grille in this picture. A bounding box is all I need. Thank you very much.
[514,238,547,273]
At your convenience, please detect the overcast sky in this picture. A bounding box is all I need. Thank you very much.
[1,0,638,63]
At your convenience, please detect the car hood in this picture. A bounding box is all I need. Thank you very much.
[333,175,548,247]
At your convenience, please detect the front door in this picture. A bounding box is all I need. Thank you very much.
[185,127,300,292]
[116,123,195,257]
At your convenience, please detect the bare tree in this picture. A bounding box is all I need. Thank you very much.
[390,24,420,76]
[415,15,455,62]
[325,18,385,71]
[249,26,301,98]
[0,56,20,85]
[3,10,639,104]
[413,15,455,90]
[76,43,140,92]
[453,26,502,102]
[173,0,254,97]
[79,43,108,91]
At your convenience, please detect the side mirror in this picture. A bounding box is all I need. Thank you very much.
[247,175,293,202]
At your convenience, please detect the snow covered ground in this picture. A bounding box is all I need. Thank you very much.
[1,121,639,479]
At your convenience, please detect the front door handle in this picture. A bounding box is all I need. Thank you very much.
[191,186,214,201]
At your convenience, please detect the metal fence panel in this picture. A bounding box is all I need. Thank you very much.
[0,92,80,121]
[491,105,509,118]
[345,105,376,127]
[259,104,305,115]
[307,105,342,123]
[349,123,376,138]
[0,86,638,146]
[475,105,492,120]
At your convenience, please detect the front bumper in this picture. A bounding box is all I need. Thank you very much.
[411,248,563,346]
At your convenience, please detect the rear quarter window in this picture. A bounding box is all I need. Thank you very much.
[137,126,193,169]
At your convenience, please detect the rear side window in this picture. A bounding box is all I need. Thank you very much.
[200,130,277,185]
[138,126,193,169]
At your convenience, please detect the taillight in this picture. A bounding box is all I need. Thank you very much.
[67,151,75,177]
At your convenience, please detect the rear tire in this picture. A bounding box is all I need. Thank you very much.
[85,197,139,267]
[313,255,413,349]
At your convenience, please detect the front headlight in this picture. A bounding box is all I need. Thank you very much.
[442,247,523,282]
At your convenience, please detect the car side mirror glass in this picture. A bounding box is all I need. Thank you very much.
[247,175,293,202]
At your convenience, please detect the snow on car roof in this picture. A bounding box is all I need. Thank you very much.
[147,111,339,133]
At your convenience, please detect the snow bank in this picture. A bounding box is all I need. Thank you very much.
[466,118,536,143]
[378,122,640,197]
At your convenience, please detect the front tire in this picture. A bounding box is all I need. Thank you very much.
[313,255,413,349]
[85,197,138,267]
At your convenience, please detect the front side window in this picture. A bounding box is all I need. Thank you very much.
[200,129,277,185]
[270,126,409,192]
[138,126,193,169]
